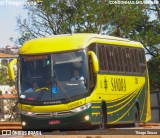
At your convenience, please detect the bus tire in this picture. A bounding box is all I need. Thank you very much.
[99,106,107,129]
[133,107,140,127]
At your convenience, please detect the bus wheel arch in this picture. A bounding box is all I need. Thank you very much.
[99,101,107,129]
[133,101,140,127]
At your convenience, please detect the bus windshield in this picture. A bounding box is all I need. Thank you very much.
[19,50,87,104]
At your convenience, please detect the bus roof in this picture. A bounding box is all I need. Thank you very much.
[19,33,144,55]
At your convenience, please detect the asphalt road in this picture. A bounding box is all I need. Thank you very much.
[42,123,160,135]
[1,123,160,137]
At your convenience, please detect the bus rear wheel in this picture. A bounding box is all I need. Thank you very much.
[133,108,140,127]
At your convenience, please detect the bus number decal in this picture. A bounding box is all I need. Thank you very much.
[111,78,126,91]
[68,101,83,109]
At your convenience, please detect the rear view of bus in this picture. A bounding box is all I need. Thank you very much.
[8,34,151,130]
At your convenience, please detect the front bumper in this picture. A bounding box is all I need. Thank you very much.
[21,107,92,130]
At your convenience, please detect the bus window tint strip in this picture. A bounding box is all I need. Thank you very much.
[97,44,146,75]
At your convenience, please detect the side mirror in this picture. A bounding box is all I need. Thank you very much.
[8,59,17,81]
[88,51,99,73]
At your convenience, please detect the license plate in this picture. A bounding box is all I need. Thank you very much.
[48,120,61,125]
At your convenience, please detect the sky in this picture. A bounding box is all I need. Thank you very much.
[0,0,32,48]
[0,0,158,48]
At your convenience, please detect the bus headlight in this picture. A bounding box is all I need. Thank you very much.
[71,102,92,113]
[84,115,90,121]
[21,110,35,116]
[22,121,26,126]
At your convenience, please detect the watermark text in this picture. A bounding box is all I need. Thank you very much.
[108,0,159,4]
[0,0,42,7]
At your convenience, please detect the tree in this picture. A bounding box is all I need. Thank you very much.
[0,65,10,85]
[148,56,160,90]
[16,0,147,43]
[129,16,160,57]
[17,0,78,38]
[150,0,160,20]
[107,4,146,37]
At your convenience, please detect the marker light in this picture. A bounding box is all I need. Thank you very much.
[22,121,26,126]
[21,111,35,116]
[71,102,92,113]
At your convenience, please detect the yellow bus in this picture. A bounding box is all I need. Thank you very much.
[8,33,151,130]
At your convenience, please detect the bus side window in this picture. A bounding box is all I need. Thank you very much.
[130,49,135,73]
[114,47,120,72]
[139,49,146,74]
[118,47,124,72]
[98,45,104,70]
[122,48,127,73]
[134,49,140,74]
[109,46,114,72]
[104,46,109,72]
[99,45,108,71]
[126,48,131,73]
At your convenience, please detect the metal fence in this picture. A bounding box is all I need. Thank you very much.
[150,90,160,122]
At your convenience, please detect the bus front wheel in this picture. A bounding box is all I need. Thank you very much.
[99,107,107,129]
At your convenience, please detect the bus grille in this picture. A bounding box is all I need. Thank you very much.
[31,111,74,118]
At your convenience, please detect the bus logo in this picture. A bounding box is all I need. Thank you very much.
[51,112,57,117]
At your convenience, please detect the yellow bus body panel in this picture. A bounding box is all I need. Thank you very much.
[20,98,86,112]
[19,34,143,55]
[145,73,151,122]
[86,75,145,103]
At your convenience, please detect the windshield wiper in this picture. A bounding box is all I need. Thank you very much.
[35,88,49,101]
[51,54,71,102]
